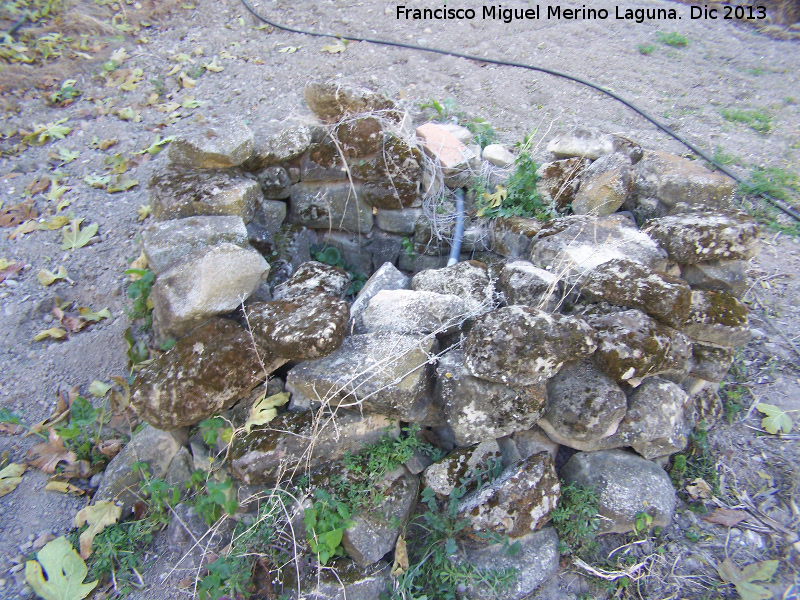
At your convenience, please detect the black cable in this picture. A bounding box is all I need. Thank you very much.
[240,0,800,222]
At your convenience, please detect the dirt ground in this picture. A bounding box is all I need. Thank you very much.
[0,0,799,598]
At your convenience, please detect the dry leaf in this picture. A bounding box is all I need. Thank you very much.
[45,480,85,495]
[0,200,37,227]
[9,219,39,239]
[128,251,148,276]
[321,41,347,54]
[0,260,24,283]
[34,327,68,342]
[686,478,712,500]
[27,177,51,195]
[177,72,196,89]
[717,557,779,600]
[244,392,289,434]
[74,501,122,558]
[26,429,77,473]
[96,439,124,459]
[0,463,26,497]
[704,507,749,528]
[59,460,92,479]
[37,266,68,286]
[390,535,408,577]
[755,403,793,435]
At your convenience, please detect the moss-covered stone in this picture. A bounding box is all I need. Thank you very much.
[168,116,253,168]
[458,452,560,538]
[131,318,273,430]
[247,294,349,360]
[588,309,691,384]
[464,306,597,386]
[645,212,759,264]
[304,81,395,122]
[149,168,260,222]
[272,260,350,300]
[683,289,750,347]
[581,258,692,328]
[289,181,373,233]
[230,410,397,484]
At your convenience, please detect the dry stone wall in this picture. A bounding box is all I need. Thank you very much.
[104,80,759,599]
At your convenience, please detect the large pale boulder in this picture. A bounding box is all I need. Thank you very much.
[529,214,668,282]
[464,306,597,386]
[561,449,676,534]
[434,350,547,446]
[349,262,409,333]
[168,116,253,168]
[547,128,614,160]
[141,216,248,275]
[286,332,436,422]
[411,260,494,312]
[151,243,268,338]
[272,261,350,300]
[361,289,469,335]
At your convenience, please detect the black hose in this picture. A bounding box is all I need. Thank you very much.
[239,0,800,222]
[447,189,465,266]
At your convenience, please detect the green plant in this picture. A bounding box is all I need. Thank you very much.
[476,142,554,221]
[123,327,150,370]
[656,31,689,47]
[389,464,517,600]
[712,146,742,167]
[637,43,656,55]
[195,478,238,527]
[420,98,458,121]
[465,116,497,149]
[737,166,800,235]
[401,236,415,258]
[671,423,720,496]
[632,511,654,538]
[304,487,355,565]
[125,268,155,325]
[55,396,113,471]
[720,107,772,134]
[48,79,81,105]
[310,245,366,295]
[550,480,600,556]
